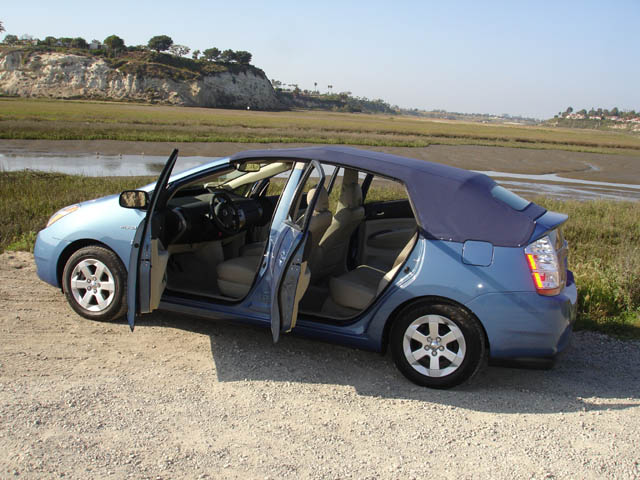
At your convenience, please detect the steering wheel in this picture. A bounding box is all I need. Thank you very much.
[209,191,241,235]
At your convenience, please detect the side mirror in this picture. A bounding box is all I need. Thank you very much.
[119,190,149,209]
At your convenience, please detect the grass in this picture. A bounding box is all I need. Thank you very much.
[0,170,638,338]
[0,171,154,252]
[2,98,640,155]
[534,198,640,338]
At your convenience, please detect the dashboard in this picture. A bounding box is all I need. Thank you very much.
[163,188,268,245]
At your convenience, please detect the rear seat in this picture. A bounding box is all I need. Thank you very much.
[323,233,417,315]
[328,265,386,310]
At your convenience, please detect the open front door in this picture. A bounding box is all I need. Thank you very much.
[270,160,325,342]
[127,149,179,330]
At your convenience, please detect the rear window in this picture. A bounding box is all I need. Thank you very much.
[491,185,530,211]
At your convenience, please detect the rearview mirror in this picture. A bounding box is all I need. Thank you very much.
[237,162,261,172]
[119,190,149,209]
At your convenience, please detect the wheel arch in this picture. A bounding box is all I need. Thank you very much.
[380,295,490,355]
[56,239,120,289]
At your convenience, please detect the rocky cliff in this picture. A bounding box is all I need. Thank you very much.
[0,50,282,110]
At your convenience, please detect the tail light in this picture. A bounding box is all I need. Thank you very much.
[524,235,562,296]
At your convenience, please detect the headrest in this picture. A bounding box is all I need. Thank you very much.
[339,168,362,208]
[307,186,329,212]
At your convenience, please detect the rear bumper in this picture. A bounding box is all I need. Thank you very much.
[466,276,577,360]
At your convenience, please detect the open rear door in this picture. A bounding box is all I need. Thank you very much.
[127,149,179,330]
[270,160,325,342]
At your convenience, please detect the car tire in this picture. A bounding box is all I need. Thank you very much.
[390,302,487,389]
[62,246,127,322]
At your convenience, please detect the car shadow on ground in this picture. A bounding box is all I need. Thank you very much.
[136,311,639,415]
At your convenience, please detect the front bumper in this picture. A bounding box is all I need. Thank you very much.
[34,229,64,288]
[466,275,578,360]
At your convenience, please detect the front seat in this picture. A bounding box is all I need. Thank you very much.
[310,168,364,282]
[217,186,332,298]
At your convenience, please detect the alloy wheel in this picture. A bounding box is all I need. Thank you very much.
[402,314,467,378]
[69,258,116,312]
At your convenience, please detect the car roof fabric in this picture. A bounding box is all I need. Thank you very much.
[230,146,545,247]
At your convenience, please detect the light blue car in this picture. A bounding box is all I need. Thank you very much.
[34,146,577,388]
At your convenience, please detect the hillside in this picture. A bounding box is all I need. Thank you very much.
[0,47,281,109]
[547,109,640,134]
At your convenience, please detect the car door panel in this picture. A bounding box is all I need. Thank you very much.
[269,160,324,342]
[149,238,169,310]
[358,218,417,269]
[364,199,413,220]
[270,228,311,340]
[127,149,178,330]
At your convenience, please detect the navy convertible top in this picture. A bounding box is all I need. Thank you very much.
[230,146,546,247]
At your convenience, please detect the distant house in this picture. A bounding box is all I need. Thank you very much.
[89,40,103,50]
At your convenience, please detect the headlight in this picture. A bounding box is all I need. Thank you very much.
[46,205,80,227]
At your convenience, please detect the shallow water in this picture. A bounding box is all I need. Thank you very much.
[474,170,640,202]
[476,170,640,191]
[1,152,638,202]
[0,152,211,177]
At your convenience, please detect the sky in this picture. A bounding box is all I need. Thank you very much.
[2,0,639,119]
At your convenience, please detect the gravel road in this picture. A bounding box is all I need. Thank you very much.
[1,251,639,479]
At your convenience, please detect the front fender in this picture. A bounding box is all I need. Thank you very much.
[34,196,144,288]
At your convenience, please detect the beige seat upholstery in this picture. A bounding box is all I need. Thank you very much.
[241,185,332,258]
[303,186,332,268]
[216,255,262,298]
[324,233,417,313]
[328,265,385,310]
[311,169,365,282]
[217,186,332,298]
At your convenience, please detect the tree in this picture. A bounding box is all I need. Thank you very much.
[168,44,190,57]
[610,107,620,116]
[202,47,220,61]
[148,35,173,52]
[0,20,4,33]
[219,49,236,62]
[71,37,88,49]
[4,34,18,44]
[43,36,57,46]
[234,50,252,64]
[192,49,200,60]
[564,106,573,115]
[104,34,125,52]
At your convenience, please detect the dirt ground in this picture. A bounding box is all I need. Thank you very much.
[1,252,639,479]
[2,139,639,185]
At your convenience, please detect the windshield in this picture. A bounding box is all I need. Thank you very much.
[204,170,248,189]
